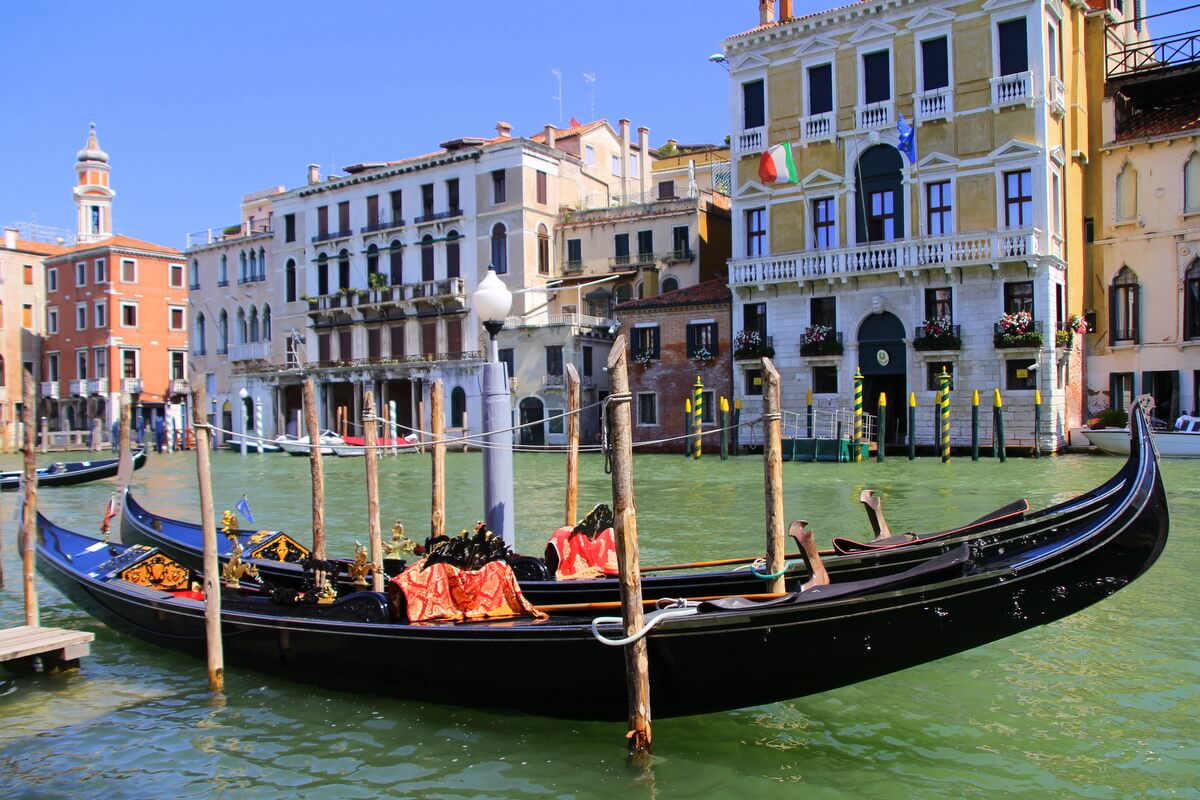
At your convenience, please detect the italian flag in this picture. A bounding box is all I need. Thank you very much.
[758,141,797,185]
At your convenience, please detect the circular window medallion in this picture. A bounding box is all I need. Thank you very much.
[876,349,890,367]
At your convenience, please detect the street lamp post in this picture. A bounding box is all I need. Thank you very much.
[238,387,249,456]
[472,268,515,546]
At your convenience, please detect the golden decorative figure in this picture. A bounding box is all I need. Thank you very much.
[348,541,375,587]
[221,537,260,585]
[315,580,337,604]
[220,510,238,538]
[382,519,418,558]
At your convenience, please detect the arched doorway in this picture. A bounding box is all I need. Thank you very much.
[858,311,906,444]
[518,397,545,446]
[855,145,905,244]
[450,386,467,429]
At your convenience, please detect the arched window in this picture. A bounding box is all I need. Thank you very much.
[249,306,259,342]
[614,283,633,305]
[389,240,403,285]
[451,386,467,428]
[366,244,379,279]
[1186,152,1200,213]
[248,249,257,280]
[218,310,229,354]
[446,230,460,279]
[661,276,679,293]
[240,251,248,281]
[421,234,435,281]
[1116,162,1138,222]
[1110,265,1139,344]
[236,307,247,344]
[285,259,297,303]
[1185,260,1200,341]
[219,254,228,285]
[258,247,266,279]
[636,281,645,299]
[491,223,508,274]
[317,253,329,295]
[262,305,272,341]
[195,312,206,355]
[338,249,350,291]
[855,145,904,243]
[189,259,199,288]
[537,223,550,275]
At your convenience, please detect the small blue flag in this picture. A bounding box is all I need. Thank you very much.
[235,495,255,525]
[897,114,916,164]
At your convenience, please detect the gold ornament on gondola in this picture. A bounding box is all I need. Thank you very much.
[221,537,259,585]
[382,519,418,557]
[348,541,375,587]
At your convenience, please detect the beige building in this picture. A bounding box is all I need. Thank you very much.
[0,228,61,441]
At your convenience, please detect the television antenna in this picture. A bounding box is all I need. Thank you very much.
[583,72,597,120]
[551,68,563,125]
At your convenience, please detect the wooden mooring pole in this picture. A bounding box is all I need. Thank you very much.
[565,364,580,527]
[606,337,652,759]
[190,383,223,692]
[761,358,786,595]
[363,390,384,592]
[303,378,327,561]
[21,369,39,626]
[430,380,445,539]
[117,394,133,489]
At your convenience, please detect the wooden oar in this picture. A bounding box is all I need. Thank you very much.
[639,549,833,573]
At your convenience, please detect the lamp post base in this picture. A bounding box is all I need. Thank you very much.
[481,360,515,547]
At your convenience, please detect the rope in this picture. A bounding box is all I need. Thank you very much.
[749,560,799,580]
[589,599,699,646]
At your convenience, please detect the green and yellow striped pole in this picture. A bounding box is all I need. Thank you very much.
[994,388,1007,463]
[853,368,864,462]
[1032,388,1042,459]
[692,375,703,459]
[907,392,917,460]
[877,392,887,463]
[971,389,980,462]
[683,397,692,458]
[938,368,951,463]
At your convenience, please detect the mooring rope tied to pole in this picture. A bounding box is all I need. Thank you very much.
[589,600,700,646]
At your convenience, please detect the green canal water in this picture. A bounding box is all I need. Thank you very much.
[0,448,1196,799]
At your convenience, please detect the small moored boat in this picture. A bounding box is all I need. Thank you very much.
[0,449,147,491]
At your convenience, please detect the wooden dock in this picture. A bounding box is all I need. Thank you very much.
[0,625,94,670]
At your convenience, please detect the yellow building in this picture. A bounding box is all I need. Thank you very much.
[719,0,1138,450]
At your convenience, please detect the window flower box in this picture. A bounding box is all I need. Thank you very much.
[993,312,1044,348]
[913,319,962,351]
[800,325,843,357]
[733,330,774,360]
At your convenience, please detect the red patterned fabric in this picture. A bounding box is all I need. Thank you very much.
[547,526,618,579]
[392,560,546,623]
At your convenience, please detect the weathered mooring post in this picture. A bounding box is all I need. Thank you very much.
[303,378,326,560]
[117,394,133,489]
[761,358,786,595]
[363,390,384,593]
[606,336,652,759]
[971,389,981,462]
[190,383,223,692]
[430,380,446,539]
[21,370,39,626]
[1032,389,1043,459]
[994,389,1007,463]
[719,396,730,461]
[565,364,580,527]
[877,392,887,463]
[907,392,916,460]
[683,397,691,458]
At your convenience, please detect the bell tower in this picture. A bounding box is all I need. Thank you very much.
[74,122,115,243]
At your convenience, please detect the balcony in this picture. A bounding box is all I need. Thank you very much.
[69,379,88,397]
[229,341,271,362]
[41,381,60,400]
[170,379,190,396]
[304,351,485,371]
[856,100,894,130]
[563,259,585,275]
[734,126,765,156]
[543,374,565,388]
[991,71,1033,108]
[503,312,614,332]
[218,279,229,287]
[87,379,104,395]
[915,87,953,123]
[728,228,1045,288]
[361,216,405,234]
[413,209,463,225]
[312,228,353,244]
[609,253,656,271]
[237,274,267,285]
[1049,78,1066,118]
[800,112,836,144]
[993,319,1045,349]
[664,248,694,263]
[185,221,272,248]
[913,324,962,351]
[307,278,467,315]
[800,330,843,357]
[122,378,143,394]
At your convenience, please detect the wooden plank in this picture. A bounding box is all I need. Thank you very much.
[0,626,94,662]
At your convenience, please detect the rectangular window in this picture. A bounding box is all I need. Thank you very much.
[630,152,639,175]
[337,201,350,234]
[812,197,835,249]
[926,181,953,236]
[22,304,32,329]
[921,37,949,91]
[338,330,352,361]
[75,303,87,331]
[1004,169,1033,227]
[633,325,660,359]
[389,190,403,223]
[94,300,106,328]
[498,347,515,381]
[637,230,653,259]
[367,328,381,359]
[120,259,136,283]
[421,183,434,216]
[673,225,689,256]
[1006,359,1037,390]
[120,302,138,328]
[75,262,87,287]
[863,50,891,104]
[169,306,185,331]
[746,208,767,256]
[366,195,379,228]
[318,333,331,362]
[998,18,1029,76]
[807,63,833,115]
[548,409,565,436]
[658,180,676,200]
[23,264,32,285]
[95,258,106,283]
[1110,372,1134,410]
[447,238,461,278]
[925,287,953,320]
[743,302,767,339]
[813,366,838,394]
[611,154,622,177]
[421,321,437,355]
[1047,23,1058,78]
[285,213,296,242]
[536,171,547,205]
[47,307,58,334]
[1051,171,1062,236]
[94,348,107,379]
[121,349,138,379]
[567,238,582,265]
[742,79,765,129]
[169,263,184,288]
[614,233,631,264]
[47,268,57,292]
[687,321,719,358]
[421,241,435,282]
[868,190,896,241]
[582,345,593,377]
[446,318,462,354]
[317,205,328,236]
[546,345,564,376]
[47,353,59,381]
[390,325,405,357]
[811,296,836,329]
[446,178,459,212]
[928,362,956,391]
[170,351,185,380]
[492,170,506,204]
[1004,281,1034,315]
[746,368,763,396]
[585,145,596,166]
[637,393,658,426]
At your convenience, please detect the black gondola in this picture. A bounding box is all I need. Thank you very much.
[38,408,1167,719]
[0,449,147,491]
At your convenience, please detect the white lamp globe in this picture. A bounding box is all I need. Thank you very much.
[238,387,249,400]
[473,268,512,323]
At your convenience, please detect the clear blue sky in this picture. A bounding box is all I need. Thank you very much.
[2,1,1197,248]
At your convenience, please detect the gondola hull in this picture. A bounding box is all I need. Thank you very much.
[0,449,146,490]
[40,409,1168,719]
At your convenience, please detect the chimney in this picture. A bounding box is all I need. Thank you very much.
[759,0,776,24]
[307,164,321,185]
[637,125,649,200]
[619,118,631,201]
[3,227,16,250]
[544,124,557,149]
[496,121,513,138]
[779,0,793,21]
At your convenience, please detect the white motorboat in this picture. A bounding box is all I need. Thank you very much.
[1081,415,1200,457]
[224,435,282,453]
[332,433,420,457]
[276,430,345,456]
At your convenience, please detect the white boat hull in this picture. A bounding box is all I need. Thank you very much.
[1081,427,1200,457]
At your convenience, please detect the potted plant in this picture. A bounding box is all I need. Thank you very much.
[691,346,714,367]
[994,311,1043,348]
[733,330,774,360]
[634,349,655,366]
[800,324,843,356]
[914,316,961,351]
[1056,313,1090,349]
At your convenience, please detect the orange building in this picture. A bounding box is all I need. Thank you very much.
[39,126,188,431]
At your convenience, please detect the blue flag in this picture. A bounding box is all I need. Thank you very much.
[897,114,916,164]
[235,495,255,525]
